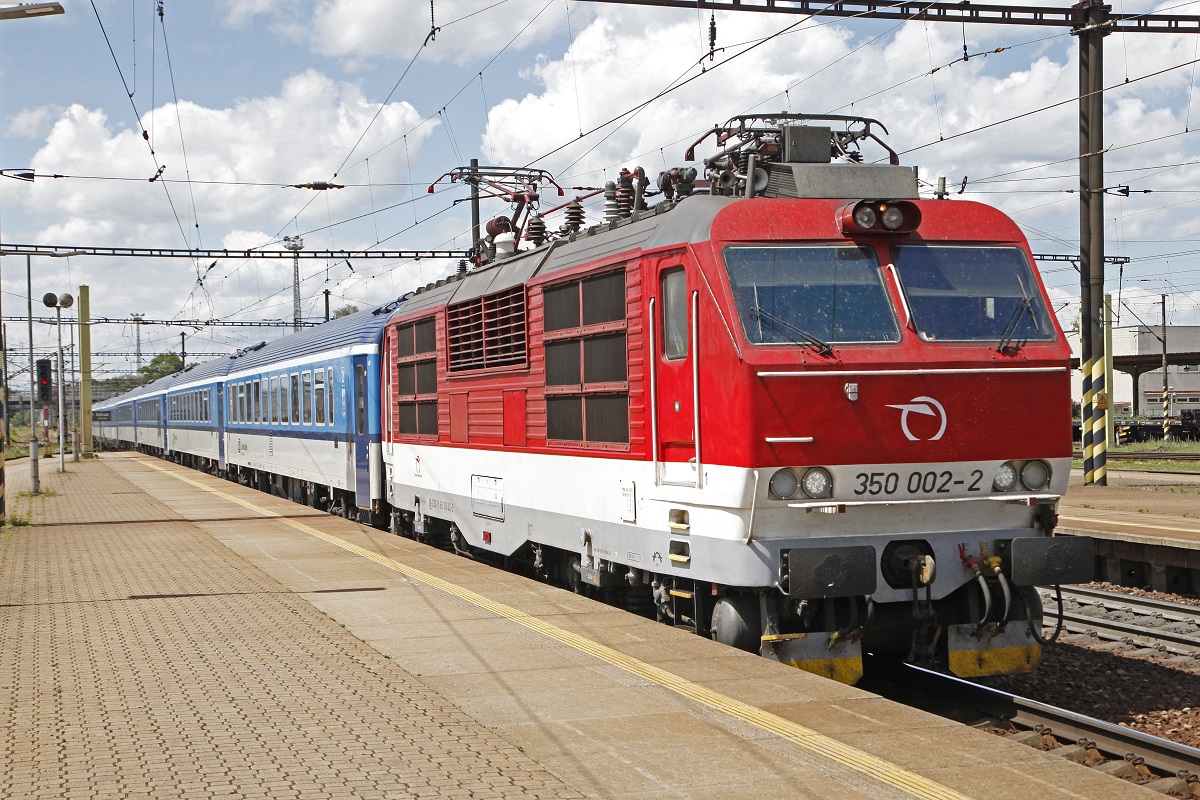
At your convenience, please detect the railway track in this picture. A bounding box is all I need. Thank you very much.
[1040,586,1200,662]
[868,660,1200,789]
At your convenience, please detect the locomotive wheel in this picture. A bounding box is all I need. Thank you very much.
[710,595,761,652]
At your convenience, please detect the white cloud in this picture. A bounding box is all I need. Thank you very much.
[308,0,567,66]
[6,106,59,138]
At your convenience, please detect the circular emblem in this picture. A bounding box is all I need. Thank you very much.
[886,396,947,441]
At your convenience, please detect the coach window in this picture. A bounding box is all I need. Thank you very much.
[204,389,210,422]
[290,373,300,424]
[355,365,367,437]
[395,318,438,436]
[543,270,629,444]
[228,391,235,424]
[302,371,313,424]
[281,378,289,425]
[314,370,326,424]
[237,383,245,424]
[270,377,279,424]
[326,367,334,424]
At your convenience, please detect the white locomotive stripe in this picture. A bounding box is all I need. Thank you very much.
[758,367,1068,377]
[139,457,973,800]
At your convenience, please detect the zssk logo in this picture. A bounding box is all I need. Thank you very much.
[886,396,947,441]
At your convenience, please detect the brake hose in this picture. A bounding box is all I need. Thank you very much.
[1024,584,1064,645]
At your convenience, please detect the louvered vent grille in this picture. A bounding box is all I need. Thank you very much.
[447,286,527,371]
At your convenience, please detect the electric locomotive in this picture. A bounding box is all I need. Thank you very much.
[380,114,1094,683]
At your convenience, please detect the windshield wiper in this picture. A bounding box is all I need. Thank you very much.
[753,306,835,357]
[995,275,1040,353]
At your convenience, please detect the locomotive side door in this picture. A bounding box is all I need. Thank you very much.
[654,263,700,487]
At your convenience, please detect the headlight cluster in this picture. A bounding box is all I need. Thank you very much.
[770,467,832,500]
[839,200,921,234]
[992,459,1052,492]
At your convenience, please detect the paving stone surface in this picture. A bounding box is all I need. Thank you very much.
[0,457,582,799]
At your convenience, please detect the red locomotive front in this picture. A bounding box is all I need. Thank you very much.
[382,114,1094,683]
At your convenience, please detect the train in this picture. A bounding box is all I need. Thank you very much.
[96,114,1095,684]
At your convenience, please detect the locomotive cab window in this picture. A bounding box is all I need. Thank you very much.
[394,318,438,437]
[661,268,688,360]
[724,246,899,345]
[543,269,629,445]
[890,245,1055,344]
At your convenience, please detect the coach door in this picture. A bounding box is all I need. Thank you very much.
[217,384,226,470]
[653,264,701,487]
[352,356,371,508]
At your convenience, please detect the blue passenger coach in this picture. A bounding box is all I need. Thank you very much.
[95,303,396,519]
[164,354,235,472]
[212,305,393,516]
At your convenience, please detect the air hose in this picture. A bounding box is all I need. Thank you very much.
[1023,584,1065,645]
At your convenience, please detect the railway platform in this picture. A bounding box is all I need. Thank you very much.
[1,453,1159,799]
[1059,469,1200,593]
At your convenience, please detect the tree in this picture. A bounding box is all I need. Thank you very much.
[92,352,187,399]
[140,352,184,382]
[333,304,359,318]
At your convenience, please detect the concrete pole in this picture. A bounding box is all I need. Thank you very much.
[56,304,65,473]
[27,255,39,495]
[1162,294,1170,441]
[70,320,78,462]
[1104,293,1114,447]
[80,285,93,458]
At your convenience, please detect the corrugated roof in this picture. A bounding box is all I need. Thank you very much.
[227,302,399,373]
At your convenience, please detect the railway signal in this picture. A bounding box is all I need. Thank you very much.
[35,358,52,403]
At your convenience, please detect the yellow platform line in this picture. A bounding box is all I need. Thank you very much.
[139,458,973,800]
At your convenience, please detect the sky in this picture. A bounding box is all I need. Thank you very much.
[5,0,1200,389]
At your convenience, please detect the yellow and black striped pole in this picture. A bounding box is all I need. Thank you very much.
[1163,388,1172,441]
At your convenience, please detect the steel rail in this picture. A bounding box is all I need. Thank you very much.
[1039,588,1200,655]
[1059,585,1200,623]
[896,662,1200,776]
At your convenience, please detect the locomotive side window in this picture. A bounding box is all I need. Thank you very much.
[395,318,439,437]
[724,246,899,344]
[891,245,1055,343]
[661,268,688,359]
[543,269,629,445]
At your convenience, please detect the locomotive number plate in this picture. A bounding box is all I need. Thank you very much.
[848,468,985,498]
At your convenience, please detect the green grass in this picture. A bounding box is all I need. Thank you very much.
[1107,439,1200,455]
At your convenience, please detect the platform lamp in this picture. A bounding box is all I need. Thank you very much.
[43,290,73,473]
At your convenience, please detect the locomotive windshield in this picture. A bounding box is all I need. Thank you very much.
[891,245,1054,343]
[724,246,900,345]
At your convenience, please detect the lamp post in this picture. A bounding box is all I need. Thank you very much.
[43,291,73,472]
[0,4,64,20]
[1,0,67,508]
